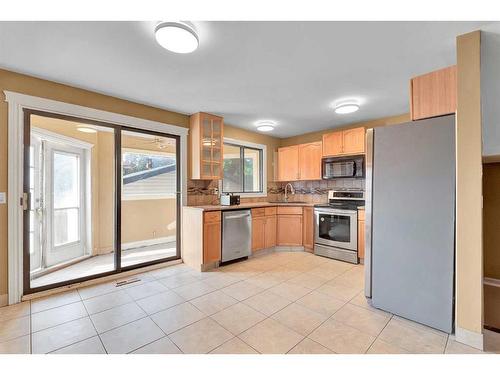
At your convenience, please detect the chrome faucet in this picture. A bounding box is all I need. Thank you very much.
[284,183,295,202]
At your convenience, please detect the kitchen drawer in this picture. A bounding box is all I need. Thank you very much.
[264,206,277,216]
[251,208,266,217]
[204,211,221,224]
[277,206,303,215]
[358,209,365,221]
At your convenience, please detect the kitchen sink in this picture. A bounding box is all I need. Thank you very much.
[268,201,308,204]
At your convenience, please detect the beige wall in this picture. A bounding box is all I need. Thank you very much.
[455,31,484,339]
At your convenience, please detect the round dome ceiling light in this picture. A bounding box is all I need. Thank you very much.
[155,21,199,54]
[77,126,97,134]
[334,101,360,114]
[255,120,276,132]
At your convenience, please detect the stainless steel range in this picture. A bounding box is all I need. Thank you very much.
[314,189,365,264]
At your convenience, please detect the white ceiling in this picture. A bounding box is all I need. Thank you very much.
[0,21,490,137]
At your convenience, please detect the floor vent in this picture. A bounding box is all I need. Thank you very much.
[115,277,141,287]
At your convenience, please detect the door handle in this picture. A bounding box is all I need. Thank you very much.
[21,192,31,211]
[225,213,250,220]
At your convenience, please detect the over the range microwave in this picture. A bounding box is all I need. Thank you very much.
[322,155,365,179]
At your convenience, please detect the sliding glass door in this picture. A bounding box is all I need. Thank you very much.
[120,129,179,269]
[23,110,180,294]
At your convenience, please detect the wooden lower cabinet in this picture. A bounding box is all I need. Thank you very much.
[203,211,221,263]
[264,215,277,248]
[358,210,365,260]
[277,214,303,246]
[302,207,314,251]
[252,208,277,252]
[251,216,266,252]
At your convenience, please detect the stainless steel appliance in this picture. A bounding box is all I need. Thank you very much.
[314,189,365,264]
[364,115,455,333]
[322,155,365,179]
[220,193,240,206]
[222,209,251,262]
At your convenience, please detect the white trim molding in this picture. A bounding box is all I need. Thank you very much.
[5,90,188,305]
[455,326,484,351]
[219,137,268,198]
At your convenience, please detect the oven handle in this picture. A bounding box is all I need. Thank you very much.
[314,208,358,216]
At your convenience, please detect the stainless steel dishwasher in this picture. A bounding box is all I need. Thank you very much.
[222,209,252,262]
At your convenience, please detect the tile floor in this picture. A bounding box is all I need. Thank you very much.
[0,251,495,354]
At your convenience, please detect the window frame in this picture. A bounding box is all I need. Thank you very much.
[220,137,267,197]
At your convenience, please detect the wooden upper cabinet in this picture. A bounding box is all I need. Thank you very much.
[342,127,366,155]
[278,142,322,182]
[322,131,343,157]
[322,127,365,157]
[298,142,322,180]
[190,112,224,180]
[277,145,299,181]
[410,65,457,121]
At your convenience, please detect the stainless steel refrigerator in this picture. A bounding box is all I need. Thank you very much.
[364,115,455,333]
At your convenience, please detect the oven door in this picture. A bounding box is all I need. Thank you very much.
[314,208,358,251]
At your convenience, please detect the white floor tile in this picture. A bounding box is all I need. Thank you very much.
[100,317,164,354]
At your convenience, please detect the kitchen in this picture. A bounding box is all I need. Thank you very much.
[182,64,457,335]
[0,18,498,358]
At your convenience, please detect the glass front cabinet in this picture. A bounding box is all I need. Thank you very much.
[190,112,224,179]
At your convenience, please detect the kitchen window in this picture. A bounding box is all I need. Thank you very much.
[221,139,266,197]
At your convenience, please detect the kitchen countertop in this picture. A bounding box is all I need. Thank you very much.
[185,201,316,211]
[185,202,366,211]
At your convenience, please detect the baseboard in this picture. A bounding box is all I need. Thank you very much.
[0,294,7,307]
[122,236,175,251]
[455,326,484,350]
[275,246,305,252]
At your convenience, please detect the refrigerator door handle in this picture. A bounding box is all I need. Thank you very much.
[364,128,374,298]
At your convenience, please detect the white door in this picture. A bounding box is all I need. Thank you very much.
[44,142,87,267]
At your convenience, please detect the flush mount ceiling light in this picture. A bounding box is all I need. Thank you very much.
[334,101,360,114]
[255,120,276,132]
[155,21,199,53]
[77,126,97,134]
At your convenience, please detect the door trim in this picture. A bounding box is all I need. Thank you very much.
[6,90,188,304]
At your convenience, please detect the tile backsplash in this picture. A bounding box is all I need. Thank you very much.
[187,178,365,206]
